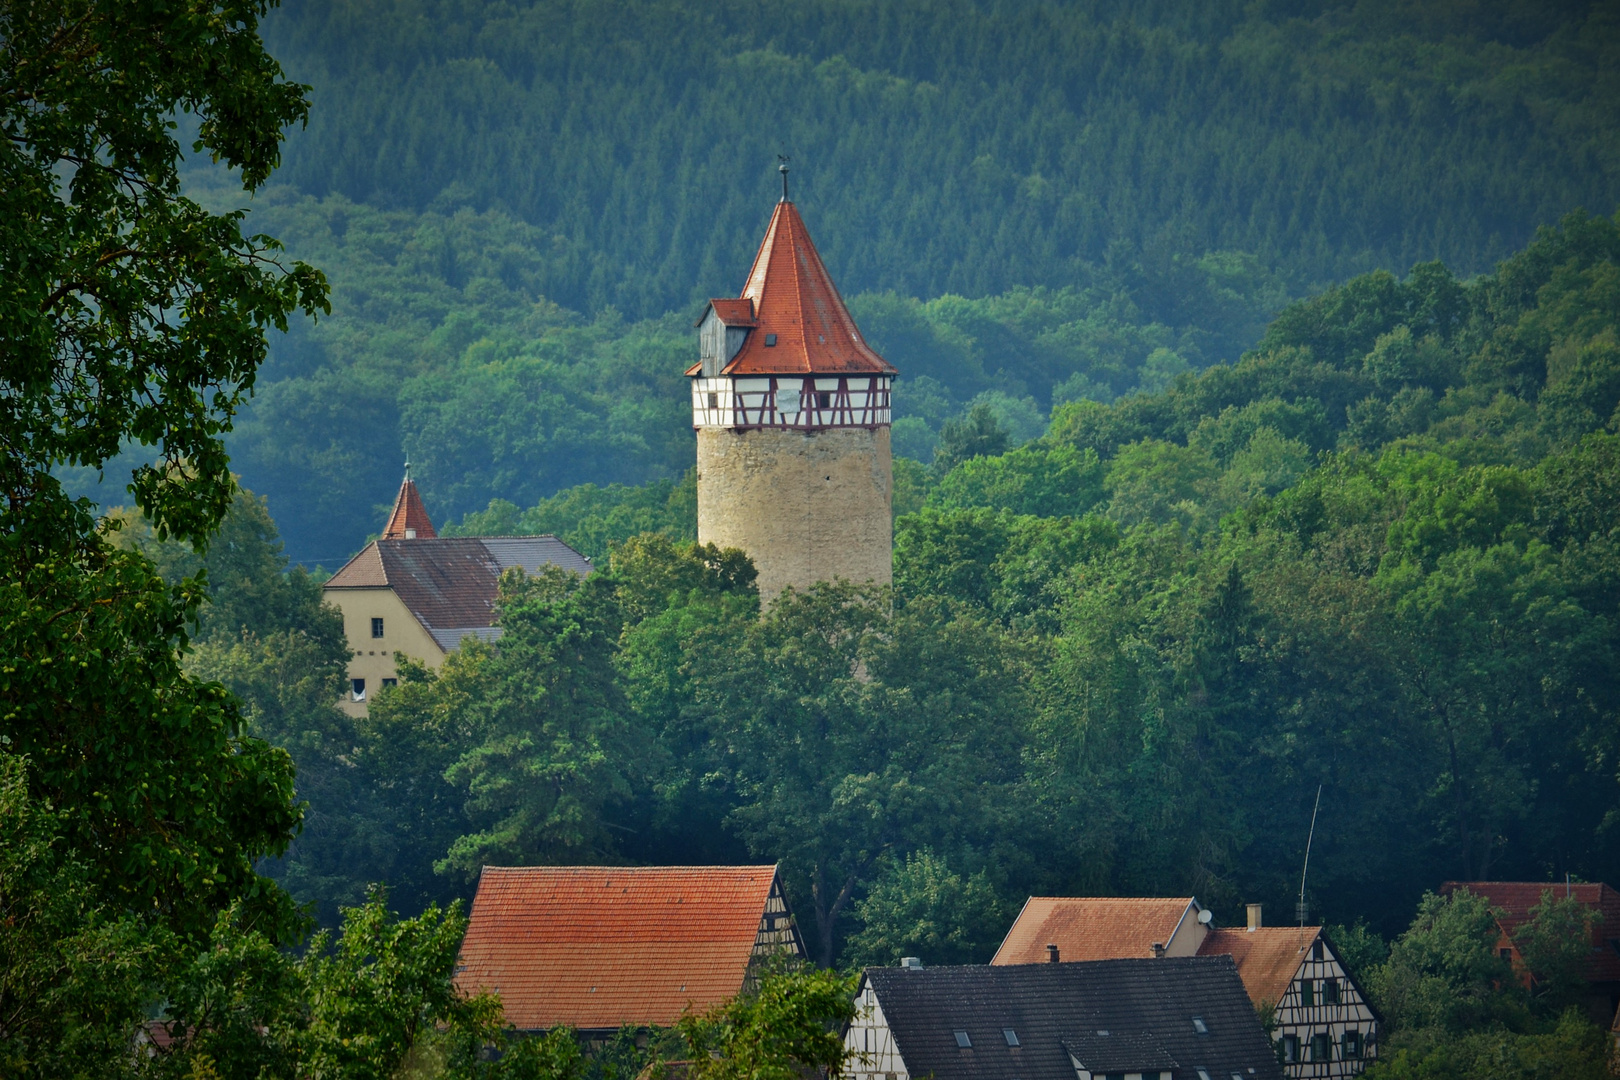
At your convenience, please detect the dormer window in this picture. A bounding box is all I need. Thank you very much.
[1002,1028,1019,1047]
[1191,1016,1208,1035]
[765,333,778,346]
[953,1031,972,1048]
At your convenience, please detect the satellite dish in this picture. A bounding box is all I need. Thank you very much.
[1197,908,1214,925]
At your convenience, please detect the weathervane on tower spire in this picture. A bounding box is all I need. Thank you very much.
[777,155,790,201]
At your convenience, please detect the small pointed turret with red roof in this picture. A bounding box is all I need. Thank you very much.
[381,463,436,540]
[689,166,895,602]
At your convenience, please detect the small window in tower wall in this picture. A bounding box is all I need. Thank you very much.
[708,392,719,410]
[371,617,384,638]
[815,391,832,409]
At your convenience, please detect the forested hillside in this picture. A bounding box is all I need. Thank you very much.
[184,210,1620,964]
[261,0,1618,314]
[128,0,1620,563]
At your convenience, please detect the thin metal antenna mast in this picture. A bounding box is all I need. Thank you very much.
[777,155,790,201]
[1298,784,1323,944]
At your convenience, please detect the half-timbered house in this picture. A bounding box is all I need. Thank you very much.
[846,956,1284,1080]
[992,898,1378,1078]
[453,865,802,1033]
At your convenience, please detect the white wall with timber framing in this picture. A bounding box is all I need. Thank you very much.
[845,978,910,1080]
[691,375,892,429]
[1274,938,1379,1078]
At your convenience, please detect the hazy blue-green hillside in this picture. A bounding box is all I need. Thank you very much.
[125,0,1620,562]
[260,0,1619,315]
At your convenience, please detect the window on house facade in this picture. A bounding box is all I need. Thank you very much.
[371,617,384,638]
[1322,978,1341,1004]
[382,678,397,689]
[351,678,366,702]
[1280,1035,1299,1063]
[1342,1031,1362,1058]
[1312,940,1324,960]
[815,390,832,409]
[953,1031,971,1048]
[1310,1033,1332,1061]
[708,392,719,410]
[1301,980,1315,1007]
[1501,948,1513,960]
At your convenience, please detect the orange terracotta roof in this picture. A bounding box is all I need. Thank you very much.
[991,897,1197,965]
[382,475,437,539]
[455,865,786,1031]
[1198,927,1317,1007]
[705,298,756,327]
[1443,881,1620,982]
[715,201,895,377]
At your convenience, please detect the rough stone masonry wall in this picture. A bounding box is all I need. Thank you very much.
[697,425,892,602]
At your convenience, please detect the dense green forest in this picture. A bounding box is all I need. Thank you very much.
[81,0,1617,563]
[123,205,1620,1074]
[13,0,1620,1074]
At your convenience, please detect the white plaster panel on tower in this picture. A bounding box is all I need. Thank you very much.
[697,425,892,602]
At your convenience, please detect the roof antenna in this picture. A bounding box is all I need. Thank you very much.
[1297,784,1322,945]
[777,155,790,202]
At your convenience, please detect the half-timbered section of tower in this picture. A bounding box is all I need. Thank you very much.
[687,190,897,602]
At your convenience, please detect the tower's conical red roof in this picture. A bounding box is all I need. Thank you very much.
[709,201,895,377]
[381,471,436,539]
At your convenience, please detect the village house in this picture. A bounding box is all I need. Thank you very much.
[452,865,802,1034]
[1442,880,1620,1025]
[845,955,1284,1080]
[320,469,592,714]
[993,898,1378,1078]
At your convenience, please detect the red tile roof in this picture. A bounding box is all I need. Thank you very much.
[455,865,787,1031]
[382,475,437,539]
[1443,881,1620,983]
[1199,927,1319,1007]
[705,298,756,327]
[706,201,895,378]
[991,897,1198,965]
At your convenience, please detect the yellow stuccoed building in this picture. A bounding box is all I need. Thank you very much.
[321,470,592,715]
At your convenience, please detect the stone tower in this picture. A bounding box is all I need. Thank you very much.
[688,192,897,602]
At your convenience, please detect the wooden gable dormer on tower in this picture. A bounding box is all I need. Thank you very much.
[688,175,898,601]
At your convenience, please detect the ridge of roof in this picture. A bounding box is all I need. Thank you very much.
[382,474,437,539]
[717,201,895,377]
[1442,881,1620,982]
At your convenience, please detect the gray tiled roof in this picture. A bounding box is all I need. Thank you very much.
[864,956,1283,1080]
